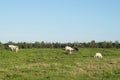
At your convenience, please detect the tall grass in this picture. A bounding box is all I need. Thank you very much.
[0,48,120,80]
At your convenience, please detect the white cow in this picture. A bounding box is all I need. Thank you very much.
[94,53,103,58]
[8,45,19,53]
[65,46,74,54]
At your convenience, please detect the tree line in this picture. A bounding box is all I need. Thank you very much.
[0,40,120,49]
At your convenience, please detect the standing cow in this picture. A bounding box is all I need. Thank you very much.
[94,53,103,58]
[8,45,19,53]
[65,46,74,54]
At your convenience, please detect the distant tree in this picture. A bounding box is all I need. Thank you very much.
[60,43,64,48]
[40,41,45,48]
[8,41,15,45]
[23,42,28,48]
[97,42,102,48]
[2,40,120,49]
[102,41,107,48]
[27,43,33,48]
[114,40,119,48]
[53,42,60,48]
[66,42,72,46]
[17,42,23,48]
[90,40,97,48]
[87,42,91,48]
[45,42,52,48]
[0,42,4,49]
[81,43,86,48]
[33,41,40,48]
[73,42,79,47]
[106,41,113,48]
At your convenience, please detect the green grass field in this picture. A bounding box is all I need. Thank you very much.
[0,48,120,80]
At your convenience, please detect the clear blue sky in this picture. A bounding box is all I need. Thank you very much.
[0,0,120,43]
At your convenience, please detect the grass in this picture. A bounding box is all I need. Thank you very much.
[0,48,120,80]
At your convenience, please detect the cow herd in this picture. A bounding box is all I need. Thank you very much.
[8,45,103,58]
[65,46,103,58]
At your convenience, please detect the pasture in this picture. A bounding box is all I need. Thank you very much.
[0,48,120,80]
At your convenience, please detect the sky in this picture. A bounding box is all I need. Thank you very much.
[0,0,120,43]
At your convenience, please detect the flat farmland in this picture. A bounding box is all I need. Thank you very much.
[0,48,120,80]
